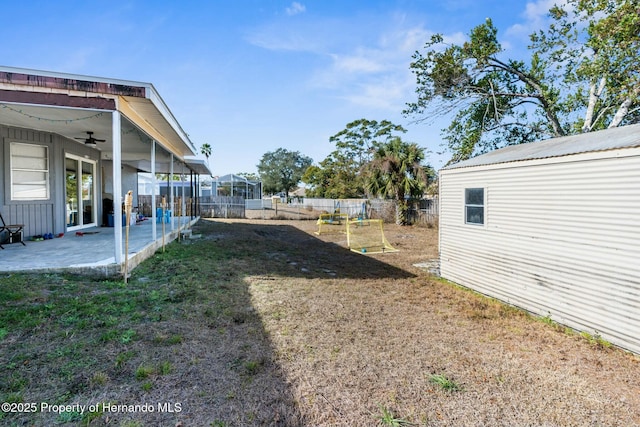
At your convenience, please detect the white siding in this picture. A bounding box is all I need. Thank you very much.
[440,148,640,354]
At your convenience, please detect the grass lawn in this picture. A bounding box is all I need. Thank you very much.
[1,218,639,426]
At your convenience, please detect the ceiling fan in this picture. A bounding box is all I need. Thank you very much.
[75,131,106,146]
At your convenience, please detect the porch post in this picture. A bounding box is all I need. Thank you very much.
[151,140,157,241]
[112,110,123,264]
[194,173,199,218]
[170,154,174,230]
[181,163,186,226]
[189,170,193,219]
[197,174,201,216]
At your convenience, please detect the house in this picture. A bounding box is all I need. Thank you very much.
[0,65,211,272]
[439,124,640,354]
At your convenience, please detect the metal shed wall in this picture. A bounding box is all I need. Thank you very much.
[439,148,640,354]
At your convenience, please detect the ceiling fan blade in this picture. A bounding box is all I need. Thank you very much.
[74,132,105,145]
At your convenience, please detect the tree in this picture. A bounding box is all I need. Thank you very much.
[302,150,362,198]
[530,0,640,132]
[200,143,212,161]
[364,137,430,225]
[257,148,313,196]
[405,1,639,164]
[302,119,408,198]
[155,173,185,181]
[329,118,407,167]
[405,19,563,164]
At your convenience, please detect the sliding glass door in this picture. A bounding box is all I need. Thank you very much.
[65,154,97,230]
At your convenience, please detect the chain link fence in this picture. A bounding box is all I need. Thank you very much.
[245,197,438,225]
[138,195,438,225]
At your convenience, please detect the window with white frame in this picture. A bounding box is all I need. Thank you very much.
[10,142,50,200]
[465,187,484,225]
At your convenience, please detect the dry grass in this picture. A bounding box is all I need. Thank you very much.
[1,218,639,426]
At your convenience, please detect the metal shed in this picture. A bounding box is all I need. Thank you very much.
[439,123,640,354]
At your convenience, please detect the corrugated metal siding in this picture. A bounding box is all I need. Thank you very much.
[440,148,640,354]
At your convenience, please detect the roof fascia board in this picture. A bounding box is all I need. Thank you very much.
[0,65,150,93]
[117,95,185,161]
[184,156,213,176]
[145,84,197,154]
[0,89,116,110]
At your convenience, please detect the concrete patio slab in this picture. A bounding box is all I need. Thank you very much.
[0,216,199,277]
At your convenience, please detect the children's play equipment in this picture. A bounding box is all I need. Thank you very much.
[314,200,396,254]
[315,213,349,235]
[346,218,398,254]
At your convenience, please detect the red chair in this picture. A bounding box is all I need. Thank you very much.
[0,212,25,249]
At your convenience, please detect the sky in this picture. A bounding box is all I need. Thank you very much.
[1,0,557,176]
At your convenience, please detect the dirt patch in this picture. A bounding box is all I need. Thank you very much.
[1,218,638,426]
[202,219,640,426]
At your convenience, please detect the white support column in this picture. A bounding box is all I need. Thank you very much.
[112,110,123,264]
[170,154,174,230]
[180,163,189,228]
[181,163,186,226]
[151,140,157,241]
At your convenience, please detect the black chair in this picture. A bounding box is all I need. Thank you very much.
[0,212,25,249]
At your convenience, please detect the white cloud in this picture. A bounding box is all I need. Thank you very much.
[246,13,463,113]
[311,25,437,112]
[285,2,306,16]
[339,75,415,111]
[247,30,316,51]
[396,27,433,52]
[330,51,386,74]
[246,28,325,52]
[506,0,560,38]
[244,19,335,52]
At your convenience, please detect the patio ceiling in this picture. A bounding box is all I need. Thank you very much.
[0,102,175,173]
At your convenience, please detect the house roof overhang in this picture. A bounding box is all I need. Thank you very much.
[185,157,212,176]
[0,65,212,175]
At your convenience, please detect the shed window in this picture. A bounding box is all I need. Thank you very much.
[10,142,50,200]
[465,188,484,225]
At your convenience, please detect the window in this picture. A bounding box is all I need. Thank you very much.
[465,187,484,225]
[10,143,49,200]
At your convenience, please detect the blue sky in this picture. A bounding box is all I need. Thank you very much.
[2,0,555,176]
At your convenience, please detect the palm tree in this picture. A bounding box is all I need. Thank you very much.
[200,143,212,162]
[365,137,428,225]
